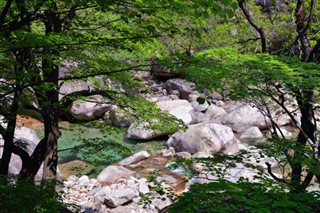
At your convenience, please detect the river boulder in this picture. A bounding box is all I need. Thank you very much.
[70,95,111,121]
[156,100,193,125]
[164,78,195,99]
[222,105,270,133]
[118,151,150,166]
[166,123,238,155]
[97,165,137,184]
[126,120,171,140]
[240,126,264,145]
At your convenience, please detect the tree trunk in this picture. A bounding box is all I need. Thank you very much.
[19,6,62,180]
[289,0,317,193]
[0,91,20,177]
[238,0,267,53]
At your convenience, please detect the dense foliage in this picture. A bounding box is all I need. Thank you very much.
[0,177,63,213]
[169,180,320,213]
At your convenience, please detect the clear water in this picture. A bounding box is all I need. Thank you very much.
[35,121,166,166]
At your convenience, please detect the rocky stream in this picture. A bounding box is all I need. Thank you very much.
[2,70,317,213]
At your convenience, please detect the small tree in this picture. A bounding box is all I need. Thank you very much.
[186,47,319,191]
[0,0,191,182]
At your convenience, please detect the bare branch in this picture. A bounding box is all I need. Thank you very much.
[265,162,289,184]
[0,0,13,28]
[238,0,267,53]
[294,0,315,61]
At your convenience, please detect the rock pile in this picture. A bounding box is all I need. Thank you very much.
[61,150,180,213]
[58,71,299,143]
[61,174,171,213]
[61,144,278,212]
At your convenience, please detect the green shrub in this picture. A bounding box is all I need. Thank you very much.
[0,176,65,213]
[169,180,320,213]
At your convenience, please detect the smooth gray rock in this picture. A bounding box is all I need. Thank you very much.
[104,188,138,208]
[205,104,227,120]
[270,127,293,139]
[222,105,270,133]
[167,123,239,155]
[161,147,175,158]
[176,152,192,159]
[156,100,193,125]
[275,113,291,126]
[77,175,90,186]
[191,101,209,112]
[192,151,213,159]
[118,151,150,166]
[126,120,169,140]
[70,95,111,121]
[164,78,195,99]
[97,166,136,184]
[190,111,207,124]
[157,96,172,102]
[138,179,149,196]
[103,106,133,127]
[240,126,264,145]
[152,197,172,211]
[59,80,90,96]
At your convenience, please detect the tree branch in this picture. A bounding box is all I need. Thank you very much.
[238,0,267,53]
[294,0,314,61]
[12,144,30,165]
[301,171,314,190]
[0,0,13,28]
[265,162,288,184]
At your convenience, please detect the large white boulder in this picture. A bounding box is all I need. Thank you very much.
[166,123,239,155]
[59,80,90,98]
[240,126,264,145]
[126,120,170,140]
[97,165,137,184]
[238,144,278,169]
[118,151,150,166]
[191,101,209,112]
[104,188,138,208]
[103,105,133,127]
[205,104,227,120]
[70,95,111,121]
[156,100,193,125]
[222,105,270,133]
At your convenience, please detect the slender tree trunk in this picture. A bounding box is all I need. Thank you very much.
[289,0,317,193]
[19,6,62,179]
[295,0,313,61]
[238,0,267,53]
[0,91,20,177]
[40,64,60,179]
[290,90,315,192]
